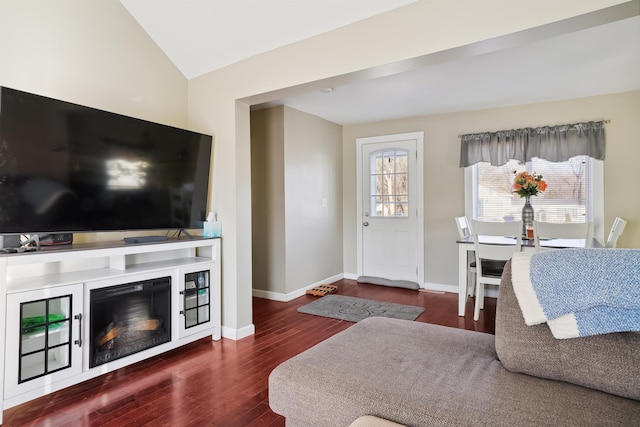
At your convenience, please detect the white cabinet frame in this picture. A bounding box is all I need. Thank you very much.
[0,238,221,423]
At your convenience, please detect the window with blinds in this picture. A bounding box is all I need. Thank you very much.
[473,156,590,223]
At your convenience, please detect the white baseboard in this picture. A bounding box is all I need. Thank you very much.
[423,282,458,293]
[251,274,499,305]
[483,285,500,298]
[251,288,287,301]
[340,276,498,297]
[252,273,344,302]
[348,275,500,297]
[423,281,499,298]
[222,323,255,340]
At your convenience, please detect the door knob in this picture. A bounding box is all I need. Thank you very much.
[363,222,369,226]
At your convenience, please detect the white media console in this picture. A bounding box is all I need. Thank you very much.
[0,237,221,424]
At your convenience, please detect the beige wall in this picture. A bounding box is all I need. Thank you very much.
[189,0,626,334]
[0,0,189,244]
[283,107,343,294]
[343,91,640,289]
[251,106,343,297]
[1,0,630,335]
[251,107,286,293]
[0,0,187,127]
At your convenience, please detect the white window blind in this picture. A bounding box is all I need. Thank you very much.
[474,156,590,223]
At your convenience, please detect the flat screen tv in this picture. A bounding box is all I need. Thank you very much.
[0,87,212,235]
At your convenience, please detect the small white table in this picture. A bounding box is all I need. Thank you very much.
[456,236,593,316]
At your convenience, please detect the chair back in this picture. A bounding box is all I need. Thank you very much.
[605,217,627,248]
[455,216,471,239]
[472,220,523,267]
[471,220,522,321]
[533,221,593,251]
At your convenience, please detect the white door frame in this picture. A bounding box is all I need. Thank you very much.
[356,131,425,287]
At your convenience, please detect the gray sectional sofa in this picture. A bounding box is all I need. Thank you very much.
[269,262,640,426]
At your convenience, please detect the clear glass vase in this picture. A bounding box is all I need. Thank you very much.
[522,195,534,237]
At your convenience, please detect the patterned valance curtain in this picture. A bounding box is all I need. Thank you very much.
[459,121,606,167]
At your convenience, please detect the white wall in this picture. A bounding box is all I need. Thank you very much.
[188,0,626,335]
[343,91,640,289]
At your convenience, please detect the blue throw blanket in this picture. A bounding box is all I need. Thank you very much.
[511,249,640,339]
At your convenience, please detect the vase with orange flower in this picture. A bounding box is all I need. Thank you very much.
[513,171,548,237]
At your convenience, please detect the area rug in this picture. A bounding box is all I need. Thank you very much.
[297,295,424,322]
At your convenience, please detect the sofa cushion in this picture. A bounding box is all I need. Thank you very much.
[496,260,640,400]
[269,316,640,426]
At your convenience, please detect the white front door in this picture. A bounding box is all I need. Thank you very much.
[356,132,424,285]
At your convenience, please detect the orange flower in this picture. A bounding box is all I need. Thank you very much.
[512,170,547,197]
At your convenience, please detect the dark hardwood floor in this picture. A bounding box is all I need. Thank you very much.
[3,279,496,426]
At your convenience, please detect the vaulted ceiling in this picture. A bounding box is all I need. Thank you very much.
[122,1,640,125]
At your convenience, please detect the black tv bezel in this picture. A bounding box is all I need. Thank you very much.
[0,86,212,236]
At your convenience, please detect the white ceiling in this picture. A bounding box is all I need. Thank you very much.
[122,1,640,125]
[119,0,417,79]
[276,16,640,125]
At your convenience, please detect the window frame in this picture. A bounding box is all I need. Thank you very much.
[464,157,605,243]
[368,148,410,218]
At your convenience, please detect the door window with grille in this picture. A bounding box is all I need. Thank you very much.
[369,149,409,217]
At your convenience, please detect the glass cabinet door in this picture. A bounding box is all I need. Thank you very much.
[19,296,74,382]
[183,270,210,329]
[5,283,83,400]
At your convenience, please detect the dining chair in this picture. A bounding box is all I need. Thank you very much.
[605,217,627,248]
[533,221,594,252]
[455,216,477,299]
[471,220,522,321]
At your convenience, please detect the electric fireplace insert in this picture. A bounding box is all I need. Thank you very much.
[90,277,171,368]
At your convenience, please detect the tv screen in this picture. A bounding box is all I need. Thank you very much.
[0,87,212,234]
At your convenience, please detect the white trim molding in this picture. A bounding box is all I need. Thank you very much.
[356,131,425,285]
[252,273,344,302]
[222,324,256,340]
[424,281,499,298]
